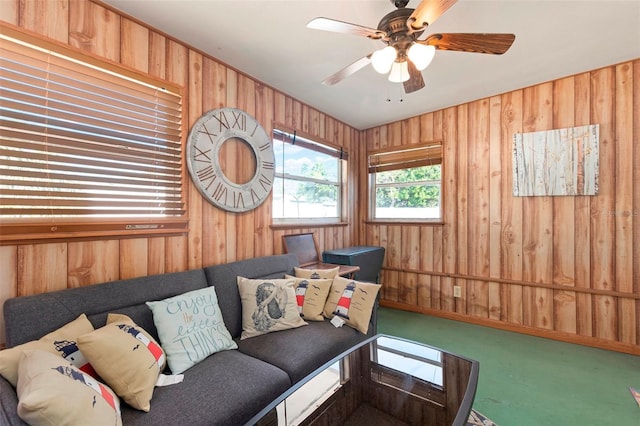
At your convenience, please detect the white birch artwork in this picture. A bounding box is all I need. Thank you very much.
[513,124,599,196]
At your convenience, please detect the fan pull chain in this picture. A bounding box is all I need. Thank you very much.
[386,81,404,103]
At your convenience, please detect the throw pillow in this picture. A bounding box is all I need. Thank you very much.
[294,266,340,279]
[285,275,333,321]
[323,276,381,334]
[146,286,237,374]
[17,350,121,426]
[237,277,307,339]
[0,314,95,387]
[77,313,165,412]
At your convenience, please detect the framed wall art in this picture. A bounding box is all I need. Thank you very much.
[513,124,599,196]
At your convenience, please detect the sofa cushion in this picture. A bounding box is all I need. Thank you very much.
[77,314,165,412]
[285,275,333,321]
[0,376,23,425]
[120,349,292,426]
[236,320,367,384]
[203,254,299,339]
[0,314,95,387]
[146,287,237,374]
[3,269,209,348]
[323,277,381,334]
[237,277,307,339]
[16,350,121,426]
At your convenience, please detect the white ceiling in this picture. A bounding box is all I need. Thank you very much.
[102,0,640,130]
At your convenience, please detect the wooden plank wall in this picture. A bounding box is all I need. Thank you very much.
[0,0,359,345]
[361,60,640,355]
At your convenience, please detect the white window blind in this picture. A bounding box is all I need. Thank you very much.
[0,27,186,240]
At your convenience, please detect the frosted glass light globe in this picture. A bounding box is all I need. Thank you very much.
[388,61,410,83]
[408,43,436,71]
[371,46,397,74]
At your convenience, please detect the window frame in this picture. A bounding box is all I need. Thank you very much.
[368,141,444,223]
[271,125,348,226]
[0,25,187,243]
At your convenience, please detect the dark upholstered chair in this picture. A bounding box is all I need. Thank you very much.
[282,232,359,278]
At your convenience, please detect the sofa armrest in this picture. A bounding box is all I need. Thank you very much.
[0,376,25,426]
[369,295,380,336]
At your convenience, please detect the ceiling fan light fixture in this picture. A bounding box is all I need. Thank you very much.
[388,60,410,83]
[408,43,436,71]
[371,45,397,74]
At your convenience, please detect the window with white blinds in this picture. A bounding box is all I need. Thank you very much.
[368,141,443,222]
[272,127,346,224]
[0,27,186,241]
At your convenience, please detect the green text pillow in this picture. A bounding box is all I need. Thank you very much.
[77,314,165,412]
[323,276,381,334]
[17,350,121,426]
[237,277,307,339]
[146,287,237,374]
[285,275,332,321]
[0,314,95,387]
[294,266,340,279]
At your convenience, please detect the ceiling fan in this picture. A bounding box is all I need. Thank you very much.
[307,0,515,93]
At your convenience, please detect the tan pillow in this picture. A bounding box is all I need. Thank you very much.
[77,313,165,412]
[237,277,307,339]
[323,276,381,334]
[0,314,95,387]
[285,275,333,321]
[17,350,121,426]
[294,266,340,279]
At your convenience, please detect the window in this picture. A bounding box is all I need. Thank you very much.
[368,141,442,221]
[272,128,346,224]
[0,27,185,242]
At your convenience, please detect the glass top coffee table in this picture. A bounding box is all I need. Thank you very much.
[248,334,479,426]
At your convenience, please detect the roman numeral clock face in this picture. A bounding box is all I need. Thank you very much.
[186,108,275,212]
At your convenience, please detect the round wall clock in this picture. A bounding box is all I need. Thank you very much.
[186,107,275,212]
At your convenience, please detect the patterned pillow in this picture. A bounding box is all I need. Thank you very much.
[77,314,165,412]
[237,277,307,339]
[285,275,333,321]
[323,276,381,334]
[17,350,121,426]
[146,286,237,374]
[294,266,340,279]
[0,314,95,387]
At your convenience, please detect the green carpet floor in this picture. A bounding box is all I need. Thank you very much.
[377,308,640,426]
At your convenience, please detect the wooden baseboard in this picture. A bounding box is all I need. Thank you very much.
[380,300,640,356]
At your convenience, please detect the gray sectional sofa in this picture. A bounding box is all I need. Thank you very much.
[0,254,376,425]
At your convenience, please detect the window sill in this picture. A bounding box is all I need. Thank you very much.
[270,221,349,230]
[364,220,444,226]
[0,218,189,245]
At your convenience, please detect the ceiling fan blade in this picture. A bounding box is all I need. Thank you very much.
[322,55,373,86]
[307,17,386,40]
[408,0,458,31]
[404,61,425,94]
[422,33,516,54]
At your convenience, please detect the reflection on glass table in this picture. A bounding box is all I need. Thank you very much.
[249,334,478,426]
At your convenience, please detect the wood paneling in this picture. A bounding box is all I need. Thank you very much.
[19,0,68,42]
[68,240,119,287]
[365,60,640,355]
[68,1,120,61]
[0,0,358,345]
